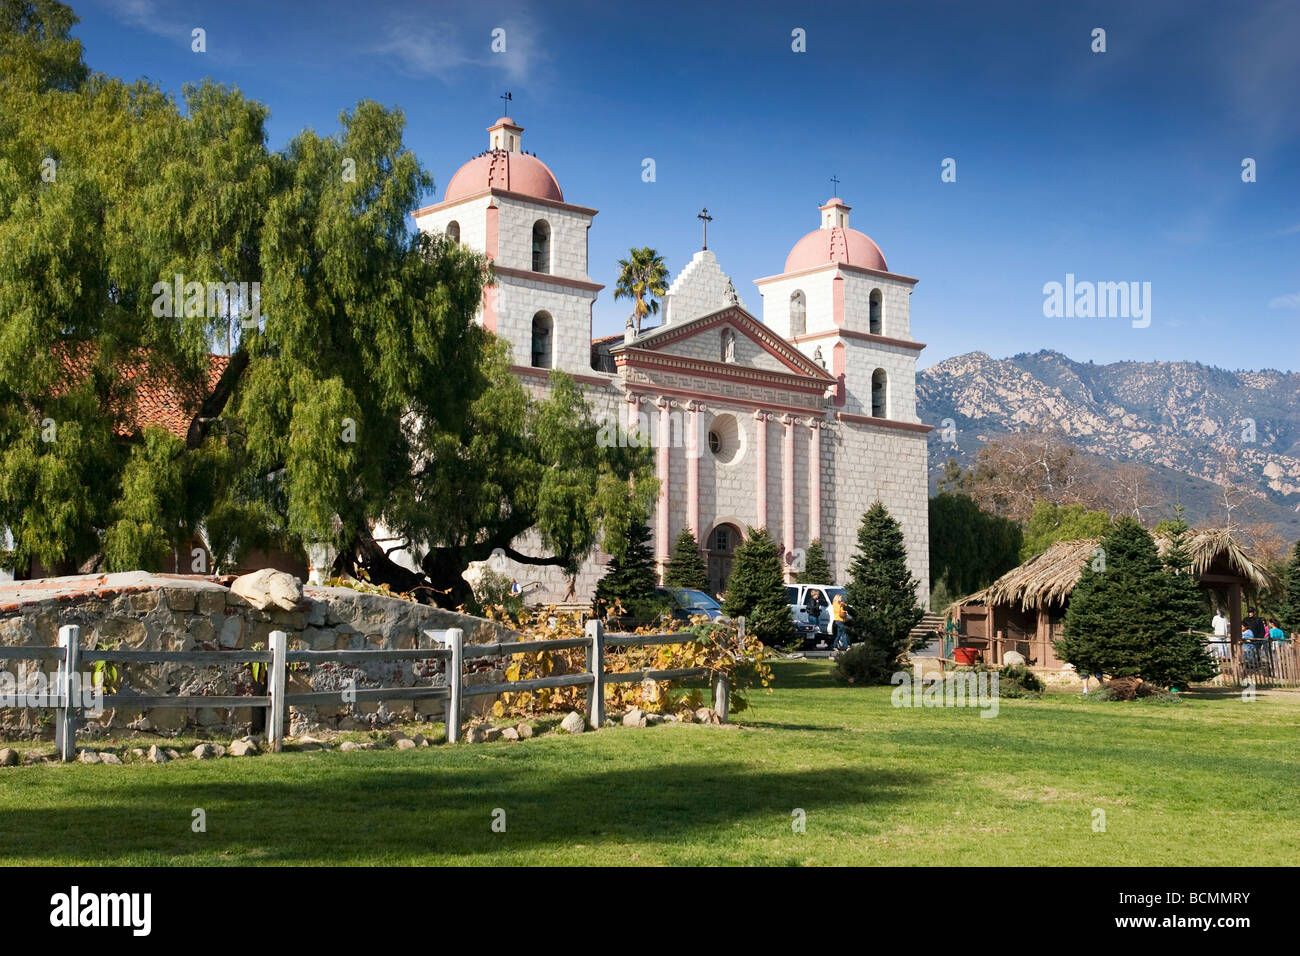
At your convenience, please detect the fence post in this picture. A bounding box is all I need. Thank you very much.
[737,616,745,640]
[267,629,287,752]
[446,628,464,743]
[55,624,80,762]
[712,671,729,724]
[586,618,605,728]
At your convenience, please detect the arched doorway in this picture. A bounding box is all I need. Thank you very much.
[705,523,743,598]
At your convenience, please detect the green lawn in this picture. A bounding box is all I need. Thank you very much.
[2,660,1297,865]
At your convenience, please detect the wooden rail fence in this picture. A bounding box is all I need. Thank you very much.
[1,617,741,761]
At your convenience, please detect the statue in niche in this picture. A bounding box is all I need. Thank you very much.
[721,328,736,363]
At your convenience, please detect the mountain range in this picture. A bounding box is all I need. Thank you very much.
[916,350,1300,543]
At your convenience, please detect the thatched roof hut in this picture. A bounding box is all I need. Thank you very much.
[947,529,1276,668]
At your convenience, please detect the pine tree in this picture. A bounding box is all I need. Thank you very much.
[1057,517,1217,688]
[1278,540,1300,637]
[663,528,710,591]
[721,527,791,644]
[843,502,924,679]
[593,516,662,621]
[796,538,833,584]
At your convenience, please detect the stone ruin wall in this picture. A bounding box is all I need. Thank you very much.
[0,572,521,740]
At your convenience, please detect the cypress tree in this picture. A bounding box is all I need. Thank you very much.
[1278,540,1300,637]
[721,527,792,644]
[593,515,662,620]
[797,538,833,584]
[1056,517,1217,688]
[844,501,924,676]
[663,528,710,591]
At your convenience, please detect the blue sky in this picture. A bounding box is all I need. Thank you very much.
[75,0,1300,371]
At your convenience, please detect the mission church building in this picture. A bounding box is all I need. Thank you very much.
[410,114,931,607]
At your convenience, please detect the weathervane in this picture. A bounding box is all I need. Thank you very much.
[697,208,713,250]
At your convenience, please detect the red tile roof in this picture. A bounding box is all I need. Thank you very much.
[53,343,229,440]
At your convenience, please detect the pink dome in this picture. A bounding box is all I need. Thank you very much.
[444,150,564,203]
[784,226,887,273]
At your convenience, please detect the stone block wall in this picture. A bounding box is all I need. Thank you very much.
[0,573,519,740]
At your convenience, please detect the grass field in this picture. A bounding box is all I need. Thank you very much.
[1,660,1297,866]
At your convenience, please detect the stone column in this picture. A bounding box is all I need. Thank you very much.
[754,411,768,529]
[656,398,672,577]
[808,421,822,545]
[686,402,700,540]
[782,414,795,576]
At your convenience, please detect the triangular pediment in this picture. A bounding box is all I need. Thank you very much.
[615,305,833,381]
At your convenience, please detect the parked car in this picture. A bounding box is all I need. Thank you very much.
[656,587,727,623]
[785,583,848,648]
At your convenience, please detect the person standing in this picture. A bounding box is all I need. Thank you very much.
[1212,609,1230,659]
[831,593,851,652]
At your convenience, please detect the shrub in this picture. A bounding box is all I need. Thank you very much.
[491,613,773,718]
[830,641,896,686]
[466,569,524,622]
[996,662,1044,698]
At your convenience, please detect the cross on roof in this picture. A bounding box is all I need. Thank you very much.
[500,91,512,112]
[698,208,713,250]
[830,175,840,196]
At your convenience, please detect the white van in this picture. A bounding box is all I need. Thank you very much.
[784,584,846,646]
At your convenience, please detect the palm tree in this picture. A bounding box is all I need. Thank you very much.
[614,247,669,335]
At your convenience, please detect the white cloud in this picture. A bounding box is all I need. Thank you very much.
[97,0,187,39]
[1267,293,1300,309]
[372,9,546,85]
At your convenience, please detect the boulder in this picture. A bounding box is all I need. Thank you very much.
[466,724,489,744]
[1002,651,1027,667]
[166,749,182,761]
[230,569,303,611]
[147,745,169,763]
[514,723,533,739]
[228,739,259,757]
[622,708,647,728]
[560,711,586,734]
[0,748,18,767]
[501,726,519,741]
[484,727,502,742]
[694,707,720,725]
[192,744,219,759]
[78,750,102,764]
[395,738,417,750]
[339,740,362,752]
[646,713,664,726]
[100,752,123,765]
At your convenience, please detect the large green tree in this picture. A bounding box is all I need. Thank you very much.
[796,538,833,584]
[928,492,1022,596]
[663,528,709,591]
[1056,517,1216,688]
[722,527,791,644]
[844,502,924,675]
[1020,501,1113,561]
[0,2,655,605]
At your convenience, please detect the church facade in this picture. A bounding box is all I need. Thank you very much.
[411,115,931,607]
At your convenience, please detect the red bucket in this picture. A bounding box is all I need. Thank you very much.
[953,647,980,665]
